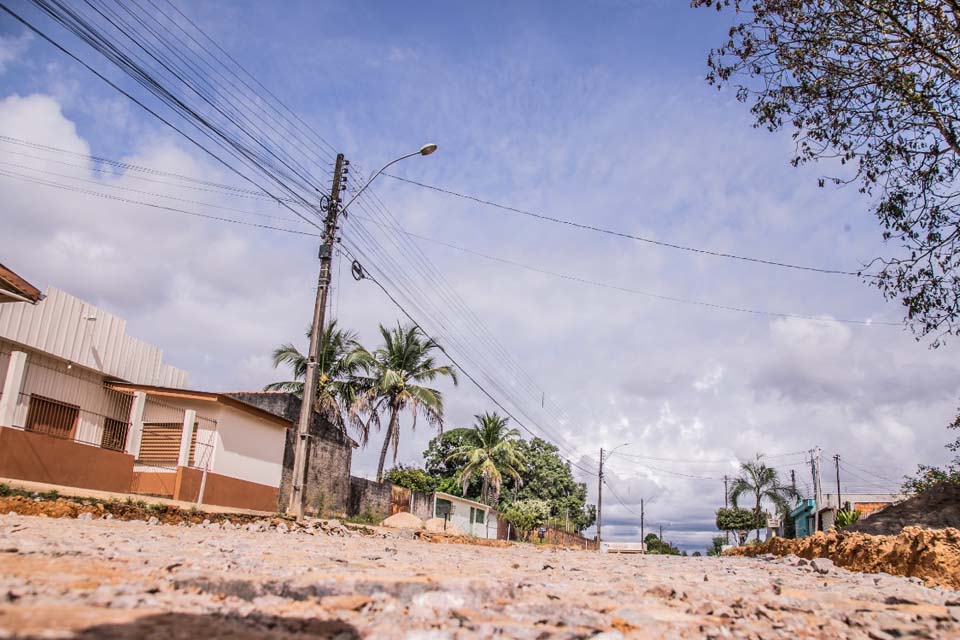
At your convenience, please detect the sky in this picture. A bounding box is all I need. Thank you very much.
[1,0,958,553]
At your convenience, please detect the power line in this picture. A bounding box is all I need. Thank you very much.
[602,478,644,518]
[384,173,870,277]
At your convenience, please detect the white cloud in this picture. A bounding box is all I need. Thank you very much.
[0,33,32,74]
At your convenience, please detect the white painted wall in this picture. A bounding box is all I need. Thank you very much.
[434,493,497,539]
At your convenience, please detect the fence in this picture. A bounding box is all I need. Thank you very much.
[12,356,135,451]
[497,520,597,549]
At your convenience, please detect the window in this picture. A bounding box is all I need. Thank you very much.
[100,418,129,452]
[435,498,452,518]
[25,395,78,440]
[473,508,485,524]
[138,422,196,467]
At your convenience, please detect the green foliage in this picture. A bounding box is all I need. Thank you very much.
[265,320,368,435]
[446,412,525,505]
[643,532,680,555]
[904,411,960,494]
[695,0,960,342]
[501,498,551,537]
[692,551,702,557]
[350,323,458,482]
[728,460,798,542]
[424,428,475,478]
[385,465,437,494]
[39,490,60,501]
[499,438,596,532]
[835,509,861,529]
[346,507,381,526]
[716,507,763,546]
[706,536,726,557]
[0,483,9,497]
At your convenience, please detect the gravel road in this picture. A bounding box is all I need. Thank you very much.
[0,512,958,639]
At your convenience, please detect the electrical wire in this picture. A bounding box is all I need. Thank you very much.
[383,173,871,277]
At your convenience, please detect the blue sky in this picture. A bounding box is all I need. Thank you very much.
[2,1,957,552]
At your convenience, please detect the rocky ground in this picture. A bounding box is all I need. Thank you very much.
[1,513,959,639]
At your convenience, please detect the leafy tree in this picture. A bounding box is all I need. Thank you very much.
[424,428,474,477]
[643,532,680,555]
[265,320,366,434]
[384,464,437,494]
[446,412,526,505]
[694,0,960,344]
[706,535,726,557]
[716,507,763,546]
[501,498,551,539]
[499,438,596,532]
[350,324,458,481]
[728,461,799,541]
[904,408,960,493]
[692,551,702,557]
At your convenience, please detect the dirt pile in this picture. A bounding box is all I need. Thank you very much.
[381,512,423,529]
[848,482,960,535]
[727,526,960,589]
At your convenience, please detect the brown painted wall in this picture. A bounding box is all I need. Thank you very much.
[0,426,133,493]
[131,471,177,498]
[174,466,278,513]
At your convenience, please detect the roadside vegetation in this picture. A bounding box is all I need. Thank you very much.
[268,321,596,535]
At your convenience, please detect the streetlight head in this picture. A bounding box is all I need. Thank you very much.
[419,143,438,156]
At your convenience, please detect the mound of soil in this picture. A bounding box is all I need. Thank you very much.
[847,482,960,535]
[381,512,423,529]
[727,526,960,589]
[424,517,465,536]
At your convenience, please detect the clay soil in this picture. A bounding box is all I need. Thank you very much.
[728,526,960,589]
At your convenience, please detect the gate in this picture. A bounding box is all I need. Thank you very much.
[390,484,411,515]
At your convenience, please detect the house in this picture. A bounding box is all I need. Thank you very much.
[105,384,291,512]
[0,283,294,513]
[0,286,188,493]
[788,493,903,537]
[431,491,499,539]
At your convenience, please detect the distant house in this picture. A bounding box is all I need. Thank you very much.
[432,491,498,539]
[787,492,903,537]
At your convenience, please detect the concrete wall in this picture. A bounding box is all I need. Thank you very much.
[410,489,433,520]
[174,466,278,513]
[0,425,133,493]
[348,476,393,520]
[227,392,353,515]
[433,493,498,539]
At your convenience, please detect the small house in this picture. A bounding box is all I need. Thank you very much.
[432,491,498,539]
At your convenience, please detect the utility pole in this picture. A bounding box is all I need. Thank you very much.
[288,153,347,518]
[810,447,823,532]
[723,475,730,545]
[659,524,663,541]
[834,454,842,511]
[640,498,645,552]
[597,447,604,546]
[790,469,797,496]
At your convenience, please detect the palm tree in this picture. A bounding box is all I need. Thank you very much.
[350,323,458,482]
[447,412,526,505]
[264,320,365,434]
[728,460,799,541]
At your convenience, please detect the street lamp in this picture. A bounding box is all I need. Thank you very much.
[288,142,438,519]
[340,143,438,215]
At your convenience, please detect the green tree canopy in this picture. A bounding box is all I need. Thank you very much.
[501,498,551,538]
[350,323,458,481]
[728,460,798,541]
[384,465,437,494]
[716,507,764,546]
[446,412,526,505]
[695,0,960,344]
[706,536,725,557]
[904,408,960,493]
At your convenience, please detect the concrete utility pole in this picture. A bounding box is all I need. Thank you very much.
[790,469,797,495]
[597,447,604,545]
[810,447,823,532]
[288,153,346,518]
[723,475,730,545]
[834,454,842,511]
[640,498,645,552]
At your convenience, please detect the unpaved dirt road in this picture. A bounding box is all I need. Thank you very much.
[1,512,958,639]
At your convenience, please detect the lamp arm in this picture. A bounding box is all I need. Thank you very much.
[339,150,420,215]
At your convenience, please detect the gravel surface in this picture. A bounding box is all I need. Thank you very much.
[1,513,959,639]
